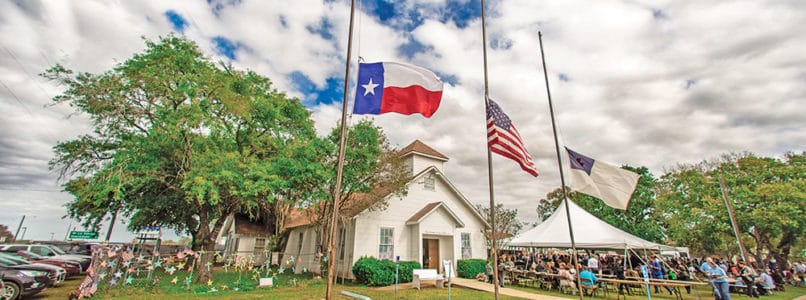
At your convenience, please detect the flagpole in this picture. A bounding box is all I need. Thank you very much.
[718,177,747,262]
[326,0,356,299]
[480,0,500,298]
[538,31,584,300]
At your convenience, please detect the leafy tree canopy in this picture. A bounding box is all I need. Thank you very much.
[46,35,321,282]
[656,152,805,266]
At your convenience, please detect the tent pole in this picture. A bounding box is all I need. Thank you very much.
[538,31,583,300]
[624,246,629,270]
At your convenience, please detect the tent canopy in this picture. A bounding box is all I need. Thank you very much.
[508,200,674,250]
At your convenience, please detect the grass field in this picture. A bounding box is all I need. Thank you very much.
[28,270,806,300]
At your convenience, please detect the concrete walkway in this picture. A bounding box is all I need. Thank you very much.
[451,277,568,300]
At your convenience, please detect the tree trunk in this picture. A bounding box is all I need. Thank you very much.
[196,234,216,284]
[193,203,228,284]
[194,208,214,283]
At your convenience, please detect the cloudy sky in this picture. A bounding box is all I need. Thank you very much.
[1,0,804,243]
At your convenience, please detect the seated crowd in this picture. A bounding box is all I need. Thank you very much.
[481,250,805,298]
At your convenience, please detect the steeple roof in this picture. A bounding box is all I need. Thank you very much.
[399,140,448,161]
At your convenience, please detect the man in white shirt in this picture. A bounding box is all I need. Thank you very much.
[588,255,600,274]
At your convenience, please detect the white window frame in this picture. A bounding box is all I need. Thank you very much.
[378,227,394,260]
[423,176,435,191]
[338,227,347,260]
[461,232,472,259]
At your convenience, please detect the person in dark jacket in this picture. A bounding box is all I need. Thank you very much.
[497,259,506,287]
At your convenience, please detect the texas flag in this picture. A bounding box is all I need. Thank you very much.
[353,62,443,118]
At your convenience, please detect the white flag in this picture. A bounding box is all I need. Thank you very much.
[565,147,640,210]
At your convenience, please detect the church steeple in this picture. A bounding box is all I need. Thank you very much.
[399,140,449,175]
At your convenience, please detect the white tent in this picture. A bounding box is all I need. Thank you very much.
[509,200,674,250]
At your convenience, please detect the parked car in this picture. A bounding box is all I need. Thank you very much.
[0,266,49,299]
[43,241,98,256]
[65,243,98,256]
[0,254,61,287]
[0,244,91,271]
[7,251,81,276]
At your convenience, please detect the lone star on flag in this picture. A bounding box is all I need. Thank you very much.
[361,78,378,96]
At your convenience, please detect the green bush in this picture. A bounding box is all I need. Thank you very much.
[457,259,487,279]
[352,257,422,286]
[352,257,395,286]
[397,261,422,283]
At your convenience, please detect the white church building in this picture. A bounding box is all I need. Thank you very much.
[282,140,489,278]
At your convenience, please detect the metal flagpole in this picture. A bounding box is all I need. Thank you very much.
[479,1,500,298]
[538,31,584,300]
[326,0,357,299]
[718,177,747,262]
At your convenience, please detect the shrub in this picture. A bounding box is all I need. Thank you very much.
[352,257,422,286]
[457,259,487,279]
[397,261,422,283]
[352,257,395,286]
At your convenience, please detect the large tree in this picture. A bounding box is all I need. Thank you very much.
[46,36,320,282]
[656,152,806,267]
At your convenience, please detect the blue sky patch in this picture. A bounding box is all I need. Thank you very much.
[435,71,459,86]
[164,10,187,33]
[490,36,513,50]
[441,0,482,28]
[398,38,431,59]
[306,17,334,40]
[208,0,243,17]
[289,71,344,106]
[361,0,424,32]
[370,0,396,22]
[212,36,239,60]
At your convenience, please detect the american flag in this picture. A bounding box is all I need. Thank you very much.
[77,275,97,299]
[486,98,538,177]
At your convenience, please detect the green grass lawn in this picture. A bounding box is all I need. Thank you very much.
[33,269,806,300]
[37,268,523,299]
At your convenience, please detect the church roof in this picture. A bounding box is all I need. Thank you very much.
[406,201,465,227]
[399,140,449,161]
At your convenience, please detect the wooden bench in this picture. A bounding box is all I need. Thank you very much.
[413,269,444,290]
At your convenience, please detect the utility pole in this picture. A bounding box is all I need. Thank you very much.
[13,215,25,242]
[64,221,73,241]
